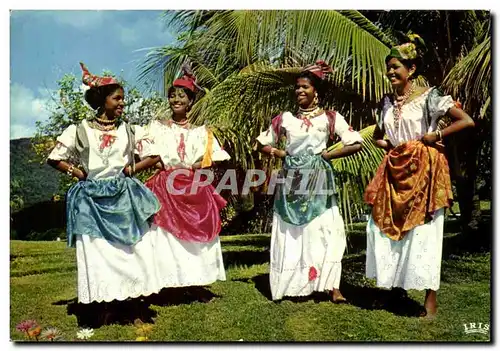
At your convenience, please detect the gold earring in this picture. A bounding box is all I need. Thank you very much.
[313,92,319,106]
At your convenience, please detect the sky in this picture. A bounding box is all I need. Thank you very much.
[10,10,175,139]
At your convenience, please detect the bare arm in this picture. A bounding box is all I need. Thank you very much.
[322,142,362,160]
[422,107,475,145]
[441,107,475,137]
[124,155,162,176]
[47,159,87,181]
[372,124,393,151]
[256,141,286,159]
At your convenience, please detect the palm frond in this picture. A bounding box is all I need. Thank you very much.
[138,10,393,103]
[137,45,188,95]
[337,10,395,47]
[201,10,392,101]
[442,35,491,118]
[329,124,385,226]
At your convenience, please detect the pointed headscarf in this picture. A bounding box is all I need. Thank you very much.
[173,64,202,92]
[80,62,120,88]
[302,60,333,80]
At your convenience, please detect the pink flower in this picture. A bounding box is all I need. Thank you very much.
[16,320,37,333]
[308,266,318,281]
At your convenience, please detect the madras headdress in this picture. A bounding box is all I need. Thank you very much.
[80,62,120,88]
[388,33,426,61]
[303,60,333,80]
[173,64,202,92]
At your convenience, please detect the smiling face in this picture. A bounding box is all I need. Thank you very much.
[295,77,316,109]
[168,87,192,116]
[103,87,125,118]
[386,57,416,90]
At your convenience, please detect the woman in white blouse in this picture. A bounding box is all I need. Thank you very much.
[47,63,161,309]
[365,35,475,317]
[255,60,363,302]
[141,66,231,300]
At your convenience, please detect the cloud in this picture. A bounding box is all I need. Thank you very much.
[11,10,109,30]
[114,15,171,48]
[11,10,172,48]
[115,23,141,47]
[50,10,108,29]
[10,84,53,139]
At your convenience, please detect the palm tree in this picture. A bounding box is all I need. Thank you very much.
[139,10,396,226]
[139,10,491,231]
[441,19,491,231]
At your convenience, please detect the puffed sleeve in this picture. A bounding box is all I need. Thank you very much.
[334,112,364,146]
[430,94,455,124]
[47,124,79,162]
[255,114,283,147]
[134,123,157,159]
[211,133,231,162]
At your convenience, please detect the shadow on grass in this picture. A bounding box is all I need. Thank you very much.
[340,282,426,317]
[52,298,158,328]
[338,254,426,317]
[233,273,273,301]
[240,271,425,318]
[52,286,219,328]
[144,286,220,307]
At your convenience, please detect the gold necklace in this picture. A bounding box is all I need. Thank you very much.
[89,120,116,131]
[298,106,323,119]
[299,105,318,112]
[392,84,415,130]
[172,118,189,125]
[95,116,117,125]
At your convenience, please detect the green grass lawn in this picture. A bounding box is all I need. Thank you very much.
[10,220,491,342]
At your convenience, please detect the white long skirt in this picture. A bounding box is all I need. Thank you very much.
[150,224,226,289]
[270,199,347,300]
[75,232,160,304]
[365,208,445,291]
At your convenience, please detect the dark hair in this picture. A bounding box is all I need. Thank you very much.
[385,55,422,77]
[296,71,326,102]
[84,84,123,110]
[167,86,195,102]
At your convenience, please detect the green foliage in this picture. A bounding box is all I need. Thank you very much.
[26,229,66,242]
[10,179,25,213]
[32,71,168,194]
[442,33,491,119]
[330,125,386,226]
[142,10,393,101]
[10,139,60,207]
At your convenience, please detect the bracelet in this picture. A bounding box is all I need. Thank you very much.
[67,165,75,177]
[436,130,443,141]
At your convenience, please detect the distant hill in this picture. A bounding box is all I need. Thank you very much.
[10,138,60,206]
